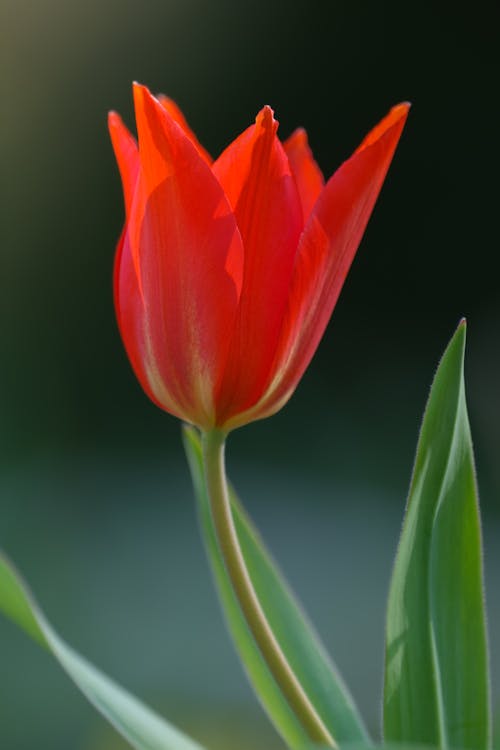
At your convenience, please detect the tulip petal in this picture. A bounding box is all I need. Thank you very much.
[284,128,324,223]
[115,84,244,427]
[108,111,139,216]
[115,227,193,418]
[355,104,410,154]
[113,228,163,410]
[212,106,303,424]
[227,104,410,429]
[157,94,213,166]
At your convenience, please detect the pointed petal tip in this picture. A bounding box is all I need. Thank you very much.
[383,101,411,127]
[107,109,137,150]
[390,101,411,122]
[108,110,125,131]
[355,101,410,155]
[131,80,145,98]
[132,80,146,98]
[157,92,172,106]
[286,127,308,146]
[132,85,184,128]
[388,101,411,126]
[132,81,158,112]
[256,104,278,132]
[132,82,144,111]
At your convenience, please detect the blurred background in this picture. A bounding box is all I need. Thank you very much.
[1,0,499,748]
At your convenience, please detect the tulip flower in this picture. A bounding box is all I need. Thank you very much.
[109,84,408,433]
[109,84,409,746]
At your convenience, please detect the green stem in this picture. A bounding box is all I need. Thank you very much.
[201,428,337,748]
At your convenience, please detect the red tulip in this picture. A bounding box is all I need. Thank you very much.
[109,84,408,432]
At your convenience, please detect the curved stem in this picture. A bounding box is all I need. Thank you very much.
[202,428,336,748]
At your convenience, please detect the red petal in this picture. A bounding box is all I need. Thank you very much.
[355,103,410,153]
[157,94,213,166]
[284,128,324,223]
[113,227,173,412]
[212,106,303,424]
[108,111,139,216]
[226,103,410,429]
[115,84,244,427]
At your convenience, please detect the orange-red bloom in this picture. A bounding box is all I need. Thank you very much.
[109,84,408,432]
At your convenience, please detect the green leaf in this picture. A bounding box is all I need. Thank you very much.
[383,321,491,750]
[0,552,206,750]
[183,426,370,750]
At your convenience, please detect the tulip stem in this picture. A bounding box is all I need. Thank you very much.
[201,429,337,748]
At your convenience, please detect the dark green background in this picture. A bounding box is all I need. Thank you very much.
[1,1,498,748]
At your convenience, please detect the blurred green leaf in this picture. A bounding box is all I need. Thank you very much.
[0,552,206,750]
[383,321,491,749]
[184,426,370,750]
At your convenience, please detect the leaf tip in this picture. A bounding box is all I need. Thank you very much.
[452,316,467,354]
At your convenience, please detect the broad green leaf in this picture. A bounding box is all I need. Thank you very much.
[183,426,370,750]
[0,552,205,750]
[383,321,491,749]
